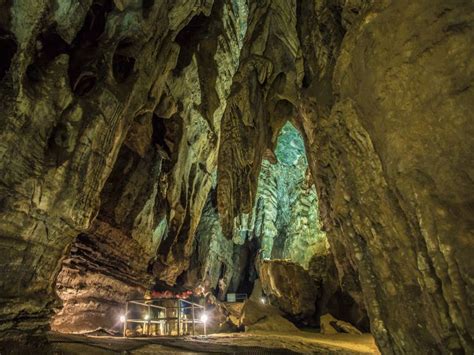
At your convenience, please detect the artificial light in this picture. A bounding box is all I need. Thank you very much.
[200,313,208,323]
[119,315,126,323]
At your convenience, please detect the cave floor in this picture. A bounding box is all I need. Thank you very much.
[48,331,380,354]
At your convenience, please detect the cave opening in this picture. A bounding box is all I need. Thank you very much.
[191,121,370,334]
[254,121,327,268]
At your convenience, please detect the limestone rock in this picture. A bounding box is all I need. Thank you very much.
[259,260,318,320]
[246,315,299,333]
[217,0,474,353]
[0,0,247,340]
[217,0,302,238]
[300,1,474,352]
[308,253,369,332]
[254,123,328,268]
[249,279,263,302]
[320,314,362,335]
[239,299,299,333]
[152,0,247,285]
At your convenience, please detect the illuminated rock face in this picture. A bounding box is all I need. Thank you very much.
[217,0,474,353]
[259,260,318,320]
[0,0,247,340]
[0,0,473,354]
[180,123,331,308]
[51,0,248,334]
[252,122,327,269]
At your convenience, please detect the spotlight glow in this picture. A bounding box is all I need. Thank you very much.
[144,314,150,321]
[200,313,208,323]
[260,297,266,304]
[119,315,126,323]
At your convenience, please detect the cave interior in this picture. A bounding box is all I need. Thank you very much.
[0,0,473,354]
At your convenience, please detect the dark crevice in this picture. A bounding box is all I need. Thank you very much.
[173,12,213,76]
[152,114,183,173]
[27,26,70,83]
[235,238,259,295]
[45,121,74,167]
[0,27,17,82]
[142,0,154,18]
[112,39,136,83]
[151,114,170,154]
[68,0,113,96]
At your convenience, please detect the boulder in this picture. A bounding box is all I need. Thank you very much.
[259,260,318,320]
[240,299,299,333]
[320,314,362,335]
[246,315,299,333]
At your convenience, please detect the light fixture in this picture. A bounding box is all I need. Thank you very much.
[144,314,150,321]
[260,297,266,304]
[119,315,126,323]
[200,313,208,323]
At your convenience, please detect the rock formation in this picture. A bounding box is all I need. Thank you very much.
[240,299,299,333]
[259,259,318,321]
[320,313,362,336]
[251,122,327,268]
[0,0,473,354]
[217,0,474,353]
[0,0,247,340]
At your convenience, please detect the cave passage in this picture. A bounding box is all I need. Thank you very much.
[0,0,472,354]
[254,121,327,268]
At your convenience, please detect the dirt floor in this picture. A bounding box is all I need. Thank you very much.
[47,330,380,354]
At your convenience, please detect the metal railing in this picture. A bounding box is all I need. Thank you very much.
[122,298,207,337]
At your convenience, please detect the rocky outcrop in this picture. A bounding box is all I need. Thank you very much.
[0,0,246,342]
[240,299,298,333]
[320,313,362,336]
[259,260,318,321]
[218,0,474,353]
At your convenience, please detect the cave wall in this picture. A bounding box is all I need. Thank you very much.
[52,141,165,332]
[53,0,248,333]
[302,1,474,352]
[152,0,248,286]
[218,0,474,353]
[217,0,302,238]
[0,0,246,341]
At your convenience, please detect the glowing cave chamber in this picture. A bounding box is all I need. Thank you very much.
[253,121,327,267]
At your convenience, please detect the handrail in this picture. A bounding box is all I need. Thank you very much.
[122,297,207,337]
[126,298,205,309]
[127,300,167,311]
